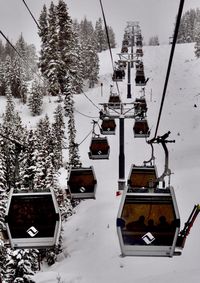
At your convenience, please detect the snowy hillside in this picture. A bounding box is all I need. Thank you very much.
[3,42,199,282]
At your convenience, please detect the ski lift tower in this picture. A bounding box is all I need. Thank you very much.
[99,102,139,190]
[126,21,140,67]
[118,52,139,99]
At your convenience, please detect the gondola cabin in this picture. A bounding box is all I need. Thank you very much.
[88,137,110,160]
[122,39,129,46]
[135,70,146,86]
[116,185,181,257]
[136,40,143,47]
[134,97,147,116]
[5,189,61,249]
[127,165,158,191]
[108,94,121,109]
[136,61,144,71]
[133,119,150,138]
[101,119,116,135]
[136,49,143,57]
[118,60,127,69]
[67,166,97,199]
[121,46,128,53]
[112,69,124,82]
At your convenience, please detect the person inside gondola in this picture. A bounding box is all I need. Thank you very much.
[126,215,146,231]
[157,216,170,231]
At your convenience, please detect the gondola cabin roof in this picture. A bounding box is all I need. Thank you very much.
[88,137,110,160]
[67,166,97,199]
[116,186,181,257]
[5,188,61,249]
[127,165,158,191]
[101,119,116,135]
[133,119,150,138]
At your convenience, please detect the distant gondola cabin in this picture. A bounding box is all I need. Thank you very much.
[133,119,150,138]
[88,137,110,160]
[112,69,124,81]
[101,119,116,135]
[127,165,158,191]
[67,166,97,199]
[136,49,143,57]
[5,189,61,249]
[108,94,121,109]
[121,46,128,53]
[135,70,146,86]
[134,97,147,116]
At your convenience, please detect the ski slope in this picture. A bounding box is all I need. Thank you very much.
[27,42,200,282]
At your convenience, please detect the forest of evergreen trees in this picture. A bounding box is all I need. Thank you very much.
[177,8,200,44]
[0,0,117,281]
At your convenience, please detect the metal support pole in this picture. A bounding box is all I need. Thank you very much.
[118,116,125,190]
[131,26,134,68]
[127,61,131,98]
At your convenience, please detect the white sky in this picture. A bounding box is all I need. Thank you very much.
[0,0,200,50]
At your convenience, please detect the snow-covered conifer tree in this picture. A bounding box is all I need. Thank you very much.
[107,25,116,48]
[46,2,60,96]
[95,18,107,52]
[28,80,43,116]
[38,5,49,77]
[194,19,200,58]
[4,248,38,282]
[52,104,65,170]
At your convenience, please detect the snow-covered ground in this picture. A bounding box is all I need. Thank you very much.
[2,42,200,282]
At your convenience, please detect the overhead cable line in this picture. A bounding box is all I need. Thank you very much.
[0,30,45,85]
[99,0,120,96]
[0,30,23,59]
[82,91,101,111]
[22,0,41,30]
[152,0,185,140]
[74,108,99,119]
[77,129,93,146]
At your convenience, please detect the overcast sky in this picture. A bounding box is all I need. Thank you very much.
[0,0,200,50]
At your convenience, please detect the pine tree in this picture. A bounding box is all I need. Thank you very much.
[86,39,99,88]
[95,18,107,52]
[57,0,83,94]
[4,248,38,282]
[10,56,28,103]
[4,40,15,59]
[177,8,200,43]
[194,20,200,58]
[67,98,81,168]
[38,5,49,77]
[19,130,38,191]
[46,2,60,96]
[78,18,99,88]
[52,104,65,170]
[149,35,160,46]
[0,62,6,96]
[15,34,30,81]
[1,92,26,189]
[107,26,116,48]
[28,80,43,116]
